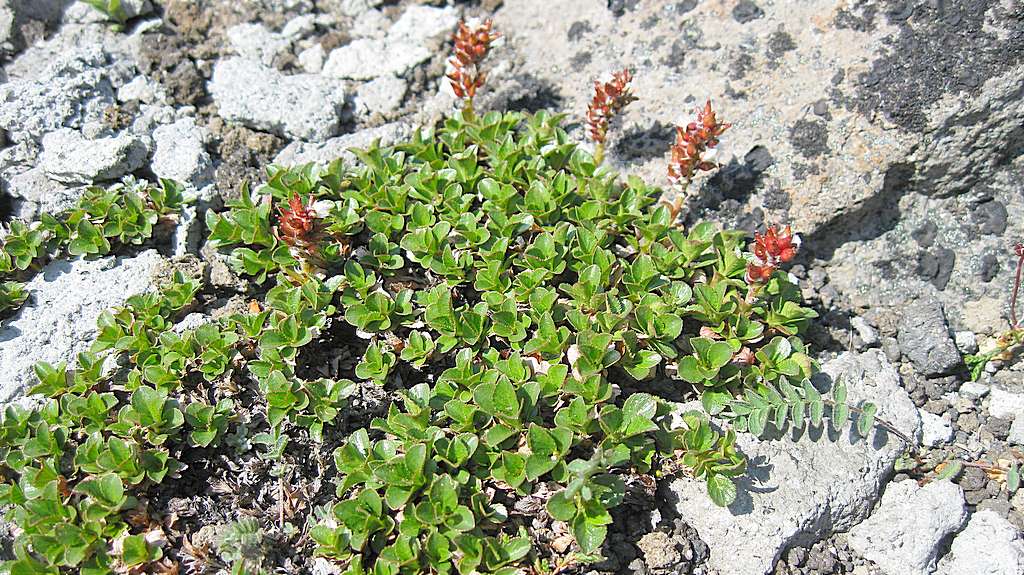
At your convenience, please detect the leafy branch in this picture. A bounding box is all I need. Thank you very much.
[724,374,914,446]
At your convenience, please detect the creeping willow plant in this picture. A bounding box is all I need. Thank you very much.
[0,19,897,575]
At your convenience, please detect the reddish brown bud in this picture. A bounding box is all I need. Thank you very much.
[667,99,731,187]
[746,224,801,284]
[448,19,500,102]
[586,69,638,145]
[277,193,319,248]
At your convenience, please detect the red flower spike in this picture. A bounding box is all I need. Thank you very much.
[447,19,500,101]
[586,69,638,145]
[277,193,318,248]
[668,99,731,188]
[745,224,801,284]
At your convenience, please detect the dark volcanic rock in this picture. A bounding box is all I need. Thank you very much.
[898,299,962,377]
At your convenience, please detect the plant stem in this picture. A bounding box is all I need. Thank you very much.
[463,98,475,122]
[594,142,605,166]
[1011,244,1023,328]
[821,398,916,447]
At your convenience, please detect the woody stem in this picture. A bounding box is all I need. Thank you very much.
[1011,247,1023,328]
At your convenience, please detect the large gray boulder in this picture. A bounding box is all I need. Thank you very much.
[209,57,348,142]
[935,510,1024,575]
[847,479,967,575]
[666,349,921,575]
[0,251,166,402]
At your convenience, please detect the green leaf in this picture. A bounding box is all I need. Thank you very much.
[856,402,877,437]
[121,534,156,566]
[832,403,849,431]
[934,460,963,481]
[619,393,658,438]
[572,513,607,554]
[706,474,737,507]
[546,491,576,521]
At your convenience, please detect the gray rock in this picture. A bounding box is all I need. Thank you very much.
[274,122,411,166]
[151,118,213,188]
[935,510,1024,575]
[851,316,879,346]
[354,75,407,119]
[387,5,459,48]
[0,0,64,52]
[960,380,991,401]
[327,0,384,18]
[0,43,131,144]
[297,44,326,73]
[848,480,966,575]
[954,331,979,354]
[1009,416,1024,447]
[988,387,1024,421]
[40,128,149,184]
[322,37,429,80]
[282,14,316,39]
[918,408,953,447]
[226,23,291,66]
[173,204,202,257]
[322,5,457,80]
[637,531,681,571]
[0,250,165,402]
[209,57,347,142]
[2,166,84,217]
[117,75,165,104]
[350,8,389,39]
[667,349,921,575]
[897,299,961,377]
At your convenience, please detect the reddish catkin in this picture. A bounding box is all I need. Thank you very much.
[585,69,637,146]
[447,19,501,103]
[667,99,731,189]
[746,225,801,283]
[277,193,318,248]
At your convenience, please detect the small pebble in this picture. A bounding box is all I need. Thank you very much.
[959,380,990,401]
[954,331,979,354]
